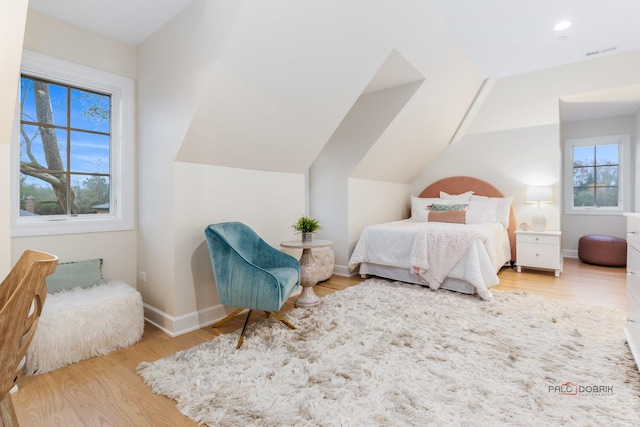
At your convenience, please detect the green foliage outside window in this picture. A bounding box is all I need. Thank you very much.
[572,144,619,208]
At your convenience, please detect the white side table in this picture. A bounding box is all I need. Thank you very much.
[515,230,563,277]
[280,239,333,307]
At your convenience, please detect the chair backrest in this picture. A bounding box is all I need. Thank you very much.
[0,250,58,397]
[206,222,263,265]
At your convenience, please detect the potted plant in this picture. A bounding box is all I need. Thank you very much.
[292,216,321,243]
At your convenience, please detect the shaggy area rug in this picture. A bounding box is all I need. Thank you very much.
[137,279,640,426]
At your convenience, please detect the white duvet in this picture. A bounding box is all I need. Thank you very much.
[348,220,511,301]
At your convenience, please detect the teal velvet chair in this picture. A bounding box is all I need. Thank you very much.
[205,222,300,349]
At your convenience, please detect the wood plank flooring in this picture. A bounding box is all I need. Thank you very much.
[11,258,626,426]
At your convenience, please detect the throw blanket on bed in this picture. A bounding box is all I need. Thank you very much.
[411,228,476,290]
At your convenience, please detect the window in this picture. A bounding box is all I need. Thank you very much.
[12,51,134,237]
[20,75,111,216]
[563,134,631,215]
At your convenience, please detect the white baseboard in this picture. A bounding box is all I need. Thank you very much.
[333,264,356,277]
[143,302,231,337]
[144,287,303,337]
[564,250,578,259]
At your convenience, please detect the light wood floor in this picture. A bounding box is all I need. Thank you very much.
[11,258,626,427]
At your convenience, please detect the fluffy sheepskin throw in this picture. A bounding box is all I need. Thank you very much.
[137,279,640,426]
[26,281,144,375]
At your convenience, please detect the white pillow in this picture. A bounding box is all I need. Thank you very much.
[495,196,513,228]
[471,195,513,227]
[468,198,498,223]
[440,191,474,203]
[465,208,485,224]
[411,196,450,221]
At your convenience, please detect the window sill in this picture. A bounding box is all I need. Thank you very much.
[565,208,624,216]
[11,216,134,237]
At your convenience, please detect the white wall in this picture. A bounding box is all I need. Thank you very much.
[636,109,640,213]
[12,231,136,282]
[23,11,136,77]
[158,162,305,335]
[561,115,636,252]
[347,178,410,273]
[310,82,423,268]
[0,0,28,276]
[11,11,138,284]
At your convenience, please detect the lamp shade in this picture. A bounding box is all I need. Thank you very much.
[526,186,552,204]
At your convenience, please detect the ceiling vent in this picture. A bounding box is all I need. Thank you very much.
[585,47,617,57]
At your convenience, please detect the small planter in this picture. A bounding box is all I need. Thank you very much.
[292,216,321,243]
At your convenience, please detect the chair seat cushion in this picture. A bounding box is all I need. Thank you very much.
[578,234,627,267]
[265,267,299,300]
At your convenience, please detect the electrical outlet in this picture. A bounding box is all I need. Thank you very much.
[138,271,147,282]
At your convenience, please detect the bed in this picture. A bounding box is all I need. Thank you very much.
[348,176,517,301]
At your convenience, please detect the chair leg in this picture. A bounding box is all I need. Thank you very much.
[0,393,19,427]
[212,307,244,328]
[236,310,253,349]
[267,311,297,330]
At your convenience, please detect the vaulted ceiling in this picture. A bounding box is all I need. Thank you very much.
[27,0,640,181]
[30,0,640,78]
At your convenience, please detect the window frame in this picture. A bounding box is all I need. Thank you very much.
[12,51,134,237]
[563,133,631,216]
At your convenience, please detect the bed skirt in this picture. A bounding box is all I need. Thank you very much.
[358,262,483,295]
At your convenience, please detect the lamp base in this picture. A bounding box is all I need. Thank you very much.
[531,210,546,232]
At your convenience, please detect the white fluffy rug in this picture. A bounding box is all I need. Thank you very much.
[26,281,144,375]
[137,279,640,426]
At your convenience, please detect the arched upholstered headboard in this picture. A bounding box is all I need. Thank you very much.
[418,176,517,262]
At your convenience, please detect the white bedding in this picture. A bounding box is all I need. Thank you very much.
[348,220,511,301]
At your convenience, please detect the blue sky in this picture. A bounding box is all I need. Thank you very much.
[20,77,111,181]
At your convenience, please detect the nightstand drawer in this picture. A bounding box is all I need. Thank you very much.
[628,215,640,252]
[629,244,640,275]
[628,282,640,323]
[517,242,560,267]
[516,233,559,245]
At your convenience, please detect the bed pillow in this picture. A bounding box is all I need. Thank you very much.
[411,196,450,221]
[471,195,513,227]
[495,196,513,228]
[431,203,467,211]
[440,191,474,203]
[468,198,498,223]
[46,258,107,293]
[428,210,466,224]
[427,209,483,224]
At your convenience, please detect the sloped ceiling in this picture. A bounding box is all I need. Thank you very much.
[28,1,640,184]
[28,0,197,45]
[175,0,483,183]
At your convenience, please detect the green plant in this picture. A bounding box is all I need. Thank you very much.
[291,216,321,234]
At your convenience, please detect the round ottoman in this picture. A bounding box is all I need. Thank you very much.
[578,234,627,267]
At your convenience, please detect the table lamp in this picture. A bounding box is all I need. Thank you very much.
[526,186,552,231]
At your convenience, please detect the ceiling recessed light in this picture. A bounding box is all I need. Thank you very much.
[554,20,572,31]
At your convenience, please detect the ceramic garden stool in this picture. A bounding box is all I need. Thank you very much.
[578,234,627,267]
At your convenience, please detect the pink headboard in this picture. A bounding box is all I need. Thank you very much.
[418,176,517,262]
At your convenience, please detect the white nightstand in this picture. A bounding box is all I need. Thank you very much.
[515,230,563,277]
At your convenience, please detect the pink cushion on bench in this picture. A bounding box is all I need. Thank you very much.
[578,234,626,267]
